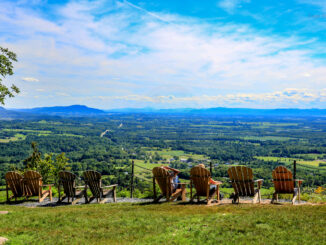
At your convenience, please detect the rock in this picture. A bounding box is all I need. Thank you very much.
[0,237,8,244]
[0,211,8,215]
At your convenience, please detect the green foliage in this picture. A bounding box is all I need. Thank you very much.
[0,203,325,244]
[0,46,20,105]
[0,115,326,191]
[23,142,70,184]
[23,142,41,169]
[319,163,326,167]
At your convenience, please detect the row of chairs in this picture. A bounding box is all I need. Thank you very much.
[5,170,117,204]
[153,165,303,205]
[5,165,303,205]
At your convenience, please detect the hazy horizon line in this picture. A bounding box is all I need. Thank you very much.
[4,104,326,111]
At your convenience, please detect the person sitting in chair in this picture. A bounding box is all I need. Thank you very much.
[162,166,181,191]
[197,164,223,199]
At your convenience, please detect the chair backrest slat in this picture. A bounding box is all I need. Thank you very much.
[272,166,294,194]
[24,170,42,196]
[5,171,24,197]
[190,166,210,196]
[83,171,102,198]
[152,167,172,196]
[228,166,255,197]
[59,171,76,197]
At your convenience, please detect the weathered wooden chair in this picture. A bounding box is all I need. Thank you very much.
[5,171,25,203]
[152,167,186,203]
[23,170,53,203]
[190,166,222,205]
[58,171,86,205]
[228,166,263,204]
[272,166,303,204]
[83,170,117,204]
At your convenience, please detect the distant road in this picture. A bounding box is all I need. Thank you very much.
[100,129,111,137]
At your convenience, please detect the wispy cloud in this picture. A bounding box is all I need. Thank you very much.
[218,0,250,14]
[0,0,325,108]
[22,77,39,82]
[56,92,70,97]
[299,0,326,13]
[94,88,326,108]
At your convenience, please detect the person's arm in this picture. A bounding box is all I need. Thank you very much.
[162,166,180,175]
[209,178,222,185]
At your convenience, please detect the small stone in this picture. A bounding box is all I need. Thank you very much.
[0,211,8,215]
[0,237,8,245]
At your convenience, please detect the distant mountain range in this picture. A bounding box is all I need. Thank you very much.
[0,105,326,119]
[106,107,326,116]
[15,105,106,116]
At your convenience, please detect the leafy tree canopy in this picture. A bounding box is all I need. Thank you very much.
[0,46,20,105]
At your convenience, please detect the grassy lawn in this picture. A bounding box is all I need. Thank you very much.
[0,203,325,244]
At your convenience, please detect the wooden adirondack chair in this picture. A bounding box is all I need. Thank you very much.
[189,166,222,205]
[228,166,263,204]
[83,170,117,204]
[23,170,53,203]
[5,171,25,203]
[58,171,86,205]
[152,167,186,203]
[272,166,303,204]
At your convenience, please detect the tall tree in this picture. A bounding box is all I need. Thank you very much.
[0,47,20,105]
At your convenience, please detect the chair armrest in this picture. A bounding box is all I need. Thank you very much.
[255,179,263,189]
[294,179,303,186]
[179,183,187,189]
[42,184,53,187]
[103,184,118,188]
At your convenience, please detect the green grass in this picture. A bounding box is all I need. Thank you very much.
[57,133,84,138]
[0,133,27,143]
[2,129,52,134]
[255,156,326,168]
[241,136,294,141]
[0,203,325,244]
[255,156,296,162]
[146,149,208,161]
[1,129,83,138]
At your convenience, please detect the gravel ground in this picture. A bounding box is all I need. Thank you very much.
[5,197,307,207]
[8,197,152,207]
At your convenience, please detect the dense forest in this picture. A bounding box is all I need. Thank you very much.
[0,113,325,196]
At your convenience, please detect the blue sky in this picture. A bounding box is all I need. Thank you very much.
[1,0,326,109]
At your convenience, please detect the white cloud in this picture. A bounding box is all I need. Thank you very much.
[21,77,39,82]
[56,92,70,97]
[90,88,326,108]
[1,0,326,109]
[299,0,326,13]
[218,0,250,13]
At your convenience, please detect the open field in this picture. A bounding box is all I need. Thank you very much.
[0,203,325,244]
[145,148,208,161]
[241,136,295,141]
[0,133,26,143]
[255,156,326,168]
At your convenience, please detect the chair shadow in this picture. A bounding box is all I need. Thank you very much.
[0,198,40,205]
